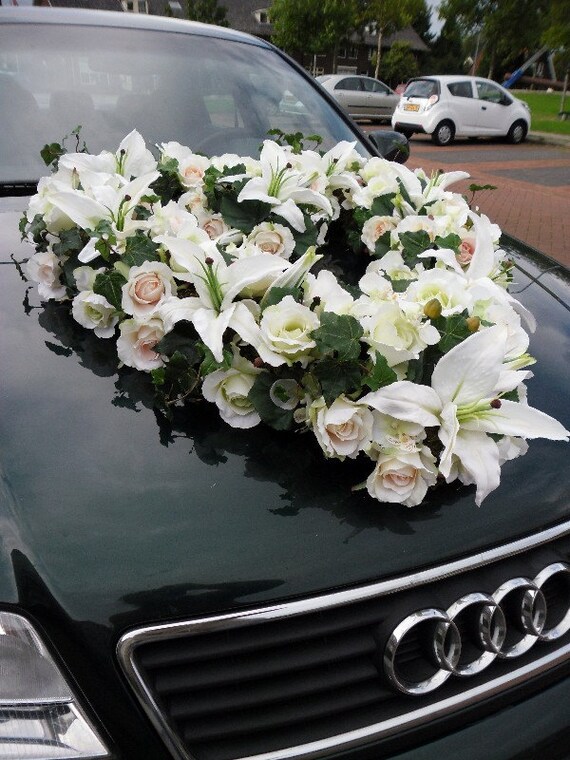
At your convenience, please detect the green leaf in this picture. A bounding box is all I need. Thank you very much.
[155,321,202,363]
[432,312,471,353]
[370,193,397,217]
[390,277,413,293]
[40,142,65,168]
[312,312,364,362]
[312,359,362,405]
[248,372,295,430]
[399,230,432,267]
[151,351,199,415]
[122,232,160,267]
[262,285,303,310]
[364,353,397,391]
[373,231,392,258]
[200,345,232,376]
[93,270,127,310]
[220,195,272,234]
[435,233,462,251]
[292,213,318,256]
[53,227,85,258]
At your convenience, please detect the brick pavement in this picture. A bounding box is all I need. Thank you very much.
[404,136,570,267]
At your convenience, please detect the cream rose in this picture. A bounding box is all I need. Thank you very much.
[366,448,437,507]
[247,223,295,259]
[116,317,165,371]
[25,251,67,301]
[72,291,118,338]
[122,261,176,318]
[258,296,319,366]
[362,301,440,367]
[202,359,261,429]
[361,215,397,253]
[310,396,373,459]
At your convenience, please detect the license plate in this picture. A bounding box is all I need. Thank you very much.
[404,103,420,112]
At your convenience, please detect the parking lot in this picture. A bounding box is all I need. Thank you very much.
[363,128,570,267]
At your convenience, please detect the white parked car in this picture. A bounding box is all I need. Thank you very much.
[317,74,400,123]
[391,75,531,146]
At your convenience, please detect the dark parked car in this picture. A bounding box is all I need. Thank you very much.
[1,8,570,760]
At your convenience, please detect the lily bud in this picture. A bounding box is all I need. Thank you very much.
[423,298,442,320]
[466,316,481,332]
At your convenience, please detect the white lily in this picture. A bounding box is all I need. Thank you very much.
[361,325,568,505]
[237,140,333,231]
[158,249,289,362]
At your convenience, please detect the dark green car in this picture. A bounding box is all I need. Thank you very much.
[1,8,569,760]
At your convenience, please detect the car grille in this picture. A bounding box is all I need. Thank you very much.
[118,523,570,760]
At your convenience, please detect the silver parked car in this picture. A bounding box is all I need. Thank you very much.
[317,74,400,123]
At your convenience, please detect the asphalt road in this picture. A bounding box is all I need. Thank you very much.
[361,125,570,267]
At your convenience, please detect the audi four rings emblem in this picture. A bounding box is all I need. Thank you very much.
[384,562,570,696]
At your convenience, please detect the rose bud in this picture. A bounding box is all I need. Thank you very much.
[466,316,481,332]
[423,298,442,320]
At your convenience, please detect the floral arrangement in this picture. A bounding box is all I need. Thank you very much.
[22,130,569,508]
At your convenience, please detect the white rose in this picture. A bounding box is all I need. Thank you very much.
[366,448,437,507]
[122,261,176,318]
[405,269,473,317]
[361,215,397,253]
[26,251,67,301]
[72,291,119,338]
[116,317,165,371]
[73,265,105,291]
[202,358,261,429]
[362,301,440,367]
[247,223,295,259]
[304,270,354,315]
[259,296,319,366]
[310,396,373,460]
[159,142,210,188]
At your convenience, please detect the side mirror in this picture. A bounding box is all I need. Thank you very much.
[367,130,410,164]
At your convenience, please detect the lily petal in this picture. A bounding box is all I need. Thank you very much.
[361,381,441,427]
[462,399,570,440]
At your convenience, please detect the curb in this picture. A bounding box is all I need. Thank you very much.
[527,131,570,148]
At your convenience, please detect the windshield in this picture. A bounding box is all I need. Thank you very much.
[0,23,368,183]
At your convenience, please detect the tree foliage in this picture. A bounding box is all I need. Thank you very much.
[381,41,419,86]
[270,0,359,73]
[186,0,228,26]
[358,0,426,79]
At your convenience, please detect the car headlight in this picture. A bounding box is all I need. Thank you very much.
[0,611,110,759]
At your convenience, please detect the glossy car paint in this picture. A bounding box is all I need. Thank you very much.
[0,9,569,760]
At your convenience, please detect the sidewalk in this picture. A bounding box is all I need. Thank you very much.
[405,131,570,268]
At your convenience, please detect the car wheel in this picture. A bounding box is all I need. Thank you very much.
[431,121,455,146]
[507,120,527,144]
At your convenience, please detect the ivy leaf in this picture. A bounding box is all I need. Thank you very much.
[262,285,303,310]
[435,233,462,251]
[399,230,432,265]
[155,321,202,363]
[292,214,318,256]
[122,232,160,267]
[373,230,392,258]
[40,141,66,169]
[248,372,295,430]
[370,193,396,217]
[53,227,85,258]
[312,359,362,405]
[433,312,471,353]
[93,270,127,310]
[151,351,199,417]
[220,195,272,234]
[390,277,413,293]
[312,312,364,361]
[364,353,397,391]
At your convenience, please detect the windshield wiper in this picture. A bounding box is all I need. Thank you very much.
[0,181,38,197]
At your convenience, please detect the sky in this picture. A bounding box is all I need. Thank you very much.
[426,0,444,38]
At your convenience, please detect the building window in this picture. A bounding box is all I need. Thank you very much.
[122,0,148,12]
[254,9,269,23]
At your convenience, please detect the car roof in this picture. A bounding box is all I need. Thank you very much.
[0,5,270,47]
[409,74,499,84]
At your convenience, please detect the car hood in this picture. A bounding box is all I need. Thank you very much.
[1,201,570,638]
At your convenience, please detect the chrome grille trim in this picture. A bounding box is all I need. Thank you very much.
[117,519,570,760]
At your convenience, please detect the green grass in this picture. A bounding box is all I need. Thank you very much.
[512,90,570,135]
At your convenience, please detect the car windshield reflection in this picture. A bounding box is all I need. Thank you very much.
[0,23,368,183]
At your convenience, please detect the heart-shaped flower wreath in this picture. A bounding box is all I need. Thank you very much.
[22,130,569,507]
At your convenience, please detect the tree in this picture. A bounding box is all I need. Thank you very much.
[271,0,358,75]
[439,0,548,80]
[186,0,228,26]
[358,0,425,79]
[381,41,419,86]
